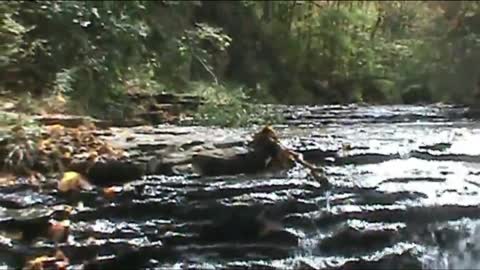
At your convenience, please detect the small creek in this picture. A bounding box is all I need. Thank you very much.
[3,104,480,269]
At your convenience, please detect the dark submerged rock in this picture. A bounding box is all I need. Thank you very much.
[326,250,423,270]
[198,209,298,246]
[334,153,400,166]
[86,160,146,187]
[191,126,299,177]
[0,205,72,243]
[82,248,150,270]
[0,190,56,209]
[419,142,452,152]
[191,148,271,176]
[318,222,401,254]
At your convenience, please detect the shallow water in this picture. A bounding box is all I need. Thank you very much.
[3,104,480,269]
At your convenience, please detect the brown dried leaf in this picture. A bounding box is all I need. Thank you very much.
[0,172,16,187]
[47,124,65,137]
[24,249,70,270]
[103,186,118,199]
[48,219,70,242]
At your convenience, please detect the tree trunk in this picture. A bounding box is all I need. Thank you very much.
[286,1,297,33]
[262,1,272,22]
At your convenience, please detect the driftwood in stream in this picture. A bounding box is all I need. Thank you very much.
[192,126,330,186]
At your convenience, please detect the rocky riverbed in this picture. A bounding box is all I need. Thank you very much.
[2,104,480,269]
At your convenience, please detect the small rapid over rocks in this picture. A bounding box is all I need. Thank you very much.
[2,104,480,269]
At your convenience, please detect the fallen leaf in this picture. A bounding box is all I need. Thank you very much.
[48,220,70,242]
[58,171,93,192]
[38,139,51,150]
[24,249,70,270]
[25,255,50,270]
[47,124,65,137]
[103,186,117,199]
[97,144,115,155]
[62,152,71,159]
[86,151,99,163]
[55,261,68,270]
[0,172,16,186]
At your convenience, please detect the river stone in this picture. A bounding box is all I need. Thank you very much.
[82,248,150,270]
[318,222,401,253]
[198,209,298,246]
[419,142,452,152]
[32,114,109,128]
[191,147,271,176]
[464,107,480,119]
[0,190,56,209]
[146,155,194,176]
[86,160,146,187]
[0,205,72,242]
[293,260,320,270]
[326,250,423,270]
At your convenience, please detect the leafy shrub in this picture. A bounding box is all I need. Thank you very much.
[189,81,282,127]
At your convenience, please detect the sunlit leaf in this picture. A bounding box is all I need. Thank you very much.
[58,171,93,192]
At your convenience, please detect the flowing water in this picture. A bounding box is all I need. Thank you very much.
[3,104,480,269]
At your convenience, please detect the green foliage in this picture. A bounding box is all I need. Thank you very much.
[0,3,29,68]
[52,68,76,95]
[0,1,218,115]
[179,23,232,84]
[189,82,282,127]
[0,112,21,127]
[2,0,480,125]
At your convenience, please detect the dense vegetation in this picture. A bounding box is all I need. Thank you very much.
[1,1,480,125]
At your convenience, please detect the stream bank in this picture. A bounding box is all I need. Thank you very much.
[1,103,480,269]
